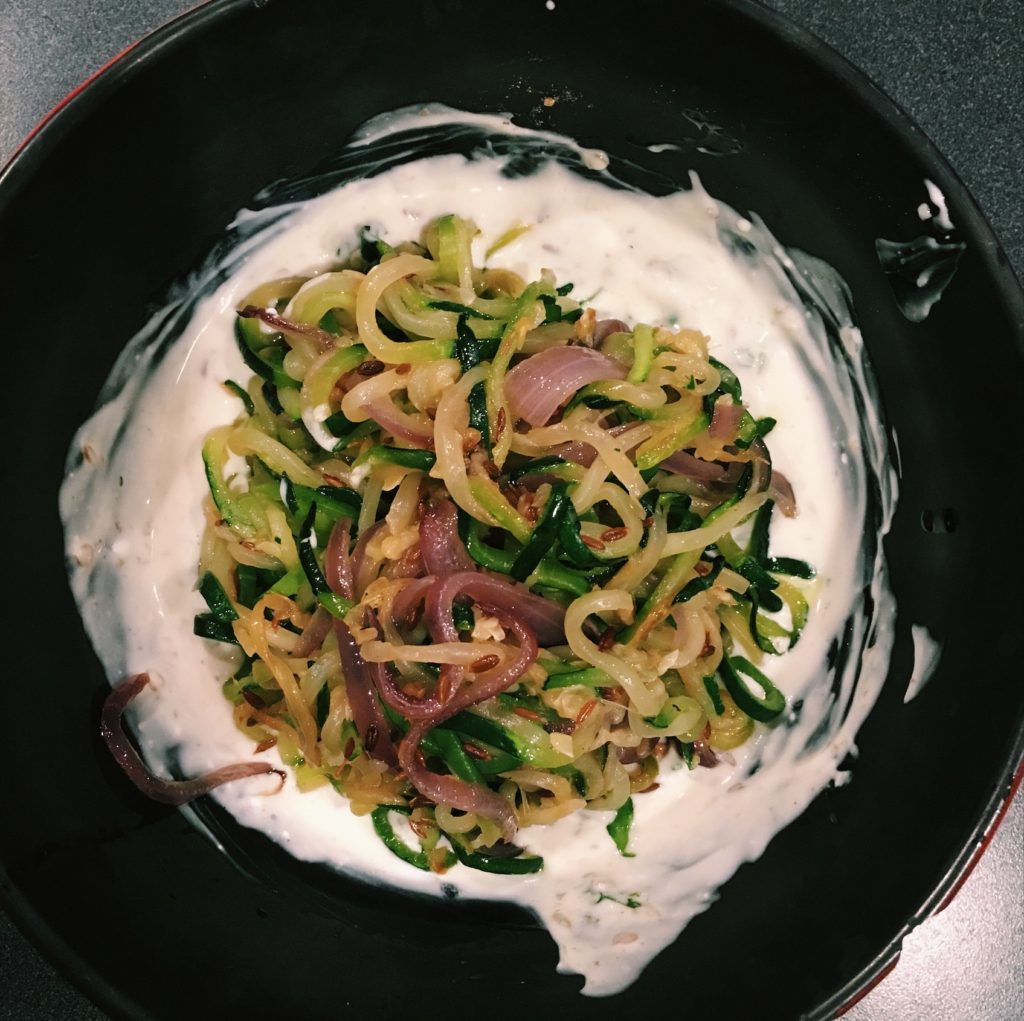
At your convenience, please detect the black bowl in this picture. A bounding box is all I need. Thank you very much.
[1,2,1022,1019]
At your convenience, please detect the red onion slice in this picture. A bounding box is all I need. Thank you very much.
[325,517,354,600]
[550,421,646,470]
[292,607,333,659]
[768,468,797,517]
[362,398,434,448]
[709,398,744,439]
[334,620,400,769]
[398,606,538,840]
[594,318,629,343]
[101,674,284,804]
[420,499,475,577]
[238,305,333,351]
[390,576,437,630]
[426,570,565,648]
[505,346,626,426]
[351,520,386,598]
[660,450,726,481]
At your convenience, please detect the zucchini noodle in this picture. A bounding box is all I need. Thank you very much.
[191,215,814,876]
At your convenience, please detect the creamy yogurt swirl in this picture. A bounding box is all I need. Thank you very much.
[60,108,897,996]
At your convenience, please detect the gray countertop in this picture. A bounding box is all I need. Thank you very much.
[0,2,1021,1019]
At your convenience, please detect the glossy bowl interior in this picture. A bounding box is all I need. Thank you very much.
[1,1,1022,1018]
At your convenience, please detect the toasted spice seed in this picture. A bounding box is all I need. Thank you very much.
[598,627,617,651]
[575,699,598,728]
[513,706,545,722]
[494,407,507,443]
[462,742,491,761]
[402,680,428,699]
[470,654,501,672]
[321,473,345,487]
[600,526,629,542]
[643,516,655,529]
[364,723,379,753]
[436,672,454,704]
[358,359,385,376]
[245,717,257,728]
[342,738,354,760]
[395,363,412,375]
[581,534,606,551]
[254,737,278,754]
[242,689,267,709]
[241,540,258,551]
[694,560,712,576]
[409,793,435,809]
[408,815,432,839]
[82,443,98,464]
[414,747,428,770]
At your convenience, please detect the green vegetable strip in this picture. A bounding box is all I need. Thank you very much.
[199,572,238,623]
[452,602,475,633]
[766,556,816,579]
[223,379,255,415]
[467,475,532,544]
[511,484,570,581]
[620,549,702,645]
[434,214,474,292]
[627,325,655,383]
[297,504,330,595]
[461,517,592,596]
[556,499,605,569]
[634,411,710,472]
[443,711,522,759]
[370,806,432,871]
[455,314,484,372]
[193,614,239,645]
[235,315,300,390]
[606,798,637,857]
[355,445,437,471]
[449,837,544,875]
[467,381,491,451]
[433,301,496,320]
[718,656,786,722]
[318,592,354,619]
[708,355,742,402]
[544,666,613,690]
[201,431,267,538]
[701,462,753,528]
[430,729,485,784]
[506,455,586,485]
[674,559,724,604]
[267,564,306,597]
[747,500,774,563]
[775,579,810,648]
[702,675,725,715]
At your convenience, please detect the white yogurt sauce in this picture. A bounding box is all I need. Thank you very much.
[60,109,897,996]
[905,624,943,703]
